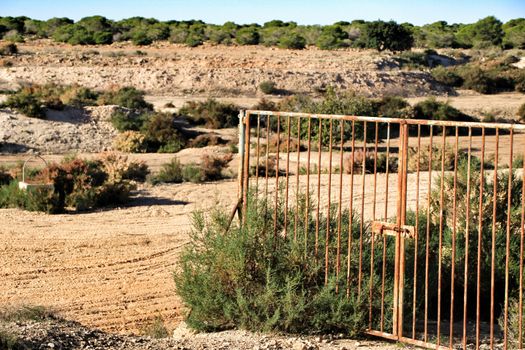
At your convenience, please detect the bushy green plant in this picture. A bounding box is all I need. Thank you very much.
[259,81,278,95]
[0,181,60,213]
[278,32,306,49]
[174,194,372,335]
[0,167,13,186]
[413,98,472,122]
[431,66,464,87]
[111,110,148,132]
[141,112,187,152]
[518,102,525,122]
[98,86,153,110]
[359,20,413,52]
[181,163,203,183]
[179,99,239,129]
[140,316,169,338]
[152,158,184,184]
[235,27,260,45]
[2,89,45,118]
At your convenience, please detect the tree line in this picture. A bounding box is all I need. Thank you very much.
[0,15,524,51]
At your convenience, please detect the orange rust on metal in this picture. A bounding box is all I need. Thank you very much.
[284,116,291,238]
[424,125,433,343]
[504,129,513,350]
[371,221,415,239]
[462,127,472,350]
[336,120,344,293]
[490,128,499,349]
[450,126,459,349]
[346,120,356,298]
[476,127,486,350]
[325,118,333,286]
[412,124,421,339]
[273,113,281,239]
[294,116,301,241]
[358,121,367,298]
[241,111,251,226]
[315,118,322,257]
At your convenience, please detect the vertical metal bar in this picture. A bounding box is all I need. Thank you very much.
[490,128,499,350]
[255,115,261,200]
[273,114,281,239]
[238,111,246,211]
[284,116,291,238]
[518,137,525,349]
[450,126,459,349]
[436,126,446,347]
[305,118,312,254]
[316,118,322,257]
[393,123,405,337]
[504,129,514,350]
[397,123,409,338]
[336,120,344,293]
[264,114,270,233]
[412,124,421,340]
[476,127,486,350]
[463,127,472,350]
[242,112,251,225]
[424,125,434,343]
[358,121,367,297]
[325,119,333,286]
[347,120,356,298]
[381,123,391,332]
[294,117,301,241]
[369,121,379,329]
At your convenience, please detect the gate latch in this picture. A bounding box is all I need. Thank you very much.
[372,221,415,239]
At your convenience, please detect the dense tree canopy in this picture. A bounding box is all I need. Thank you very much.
[0,15,523,51]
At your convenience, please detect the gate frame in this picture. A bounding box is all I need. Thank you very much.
[236,110,525,350]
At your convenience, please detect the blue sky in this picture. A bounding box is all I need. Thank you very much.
[1,0,523,25]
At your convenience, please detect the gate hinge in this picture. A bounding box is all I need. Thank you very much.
[372,221,415,239]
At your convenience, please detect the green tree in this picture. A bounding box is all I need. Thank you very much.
[316,25,348,49]
[503,18,525,49]
[456,16,503,48]
[360,20,413,51]
[235,27,260,45]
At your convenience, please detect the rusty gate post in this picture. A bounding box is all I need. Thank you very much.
[393,123,409,337]
[242,111,251,225]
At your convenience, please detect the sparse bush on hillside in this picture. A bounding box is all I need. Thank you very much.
[152,158,184,184]
[413,98,472,122]
[0,43,18,55]
[2,89,45,118]
[0,154,148,213]
[518,102,525,122]
[259,81,278,95]
[179,99,239,129]
[98,86,153,110]
[111,110,148,132]
[431,66,464,87]
[141,112,187,153]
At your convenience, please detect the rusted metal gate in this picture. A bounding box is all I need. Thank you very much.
[237,110,525,350]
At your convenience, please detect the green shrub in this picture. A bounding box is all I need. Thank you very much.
[141,112,187,152]
[182,163,203,183]
[456,66,496,94]
[2,89,45,118]
[518,102,525,122]
[431,66,464,87]
[376,96,412,119]
[499,298,525,348]
[259,81,278,95]
[140,316,169,338]
[0,181,60,213]
[179,99,239,129]
[413,98,472,122]
[174,194,369,334]
[111,110,148,132]
[152,158,184,184]
[235,27,260,45]
[278,33,306,49]
[98,87,153,110]
[360,20,413,52]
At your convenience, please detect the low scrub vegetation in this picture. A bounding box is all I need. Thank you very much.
[0,84,153,118]
[151,154,232,184]
[179,99,239,129]
[0,153,148,213]
[175,194,370,334]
